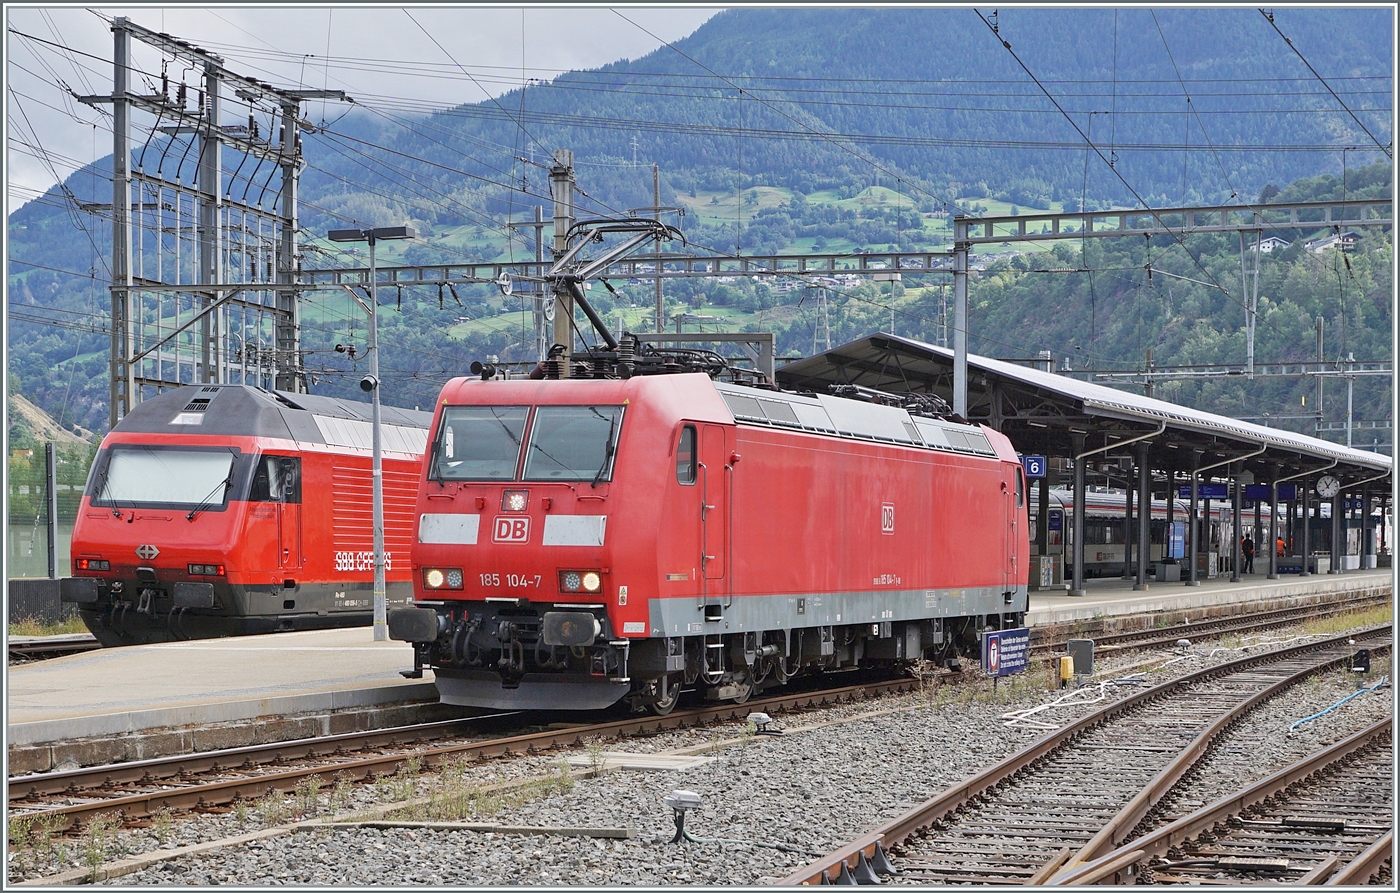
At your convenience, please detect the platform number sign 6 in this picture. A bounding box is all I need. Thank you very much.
[1021,455,1047,479]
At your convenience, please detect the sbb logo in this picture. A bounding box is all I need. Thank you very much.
[493,516,531,543]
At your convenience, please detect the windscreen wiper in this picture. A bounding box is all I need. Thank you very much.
[187,473,234,521]
[97,467,124,518]
[591,411,618,489]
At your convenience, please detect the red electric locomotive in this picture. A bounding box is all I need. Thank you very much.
[61,384,432,646]
[392,368,1028,712]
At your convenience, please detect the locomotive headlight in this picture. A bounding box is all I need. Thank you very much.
[502,489,530,512]
[559,570,602,593]
[76,558,110,571]
[423,568,464,590]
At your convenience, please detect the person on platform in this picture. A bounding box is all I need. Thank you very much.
[1277,537,1286,558]
[1241,535,1256,573]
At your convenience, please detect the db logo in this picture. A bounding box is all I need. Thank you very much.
[492,516,531,543]
[880,503,895,535]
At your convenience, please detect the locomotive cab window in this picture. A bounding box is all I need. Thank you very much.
[676,425,697,485]
[430,406,528,480]
[524,406,624,482]
[251,455,302,503]
[1016,466,1025,507]
[92,445,240,509]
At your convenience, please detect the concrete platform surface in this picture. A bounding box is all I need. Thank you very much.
[7,628,432,746]
[6,571,1390,749]
[1028,568,1392,625]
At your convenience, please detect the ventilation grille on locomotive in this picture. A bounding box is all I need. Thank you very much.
[715,383,996,457]
[181,386,223,413]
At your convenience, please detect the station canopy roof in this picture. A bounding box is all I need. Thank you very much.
[777,334,1391,489]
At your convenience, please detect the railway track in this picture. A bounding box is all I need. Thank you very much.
[7,676,916,831]
[7,634,100,663]
[1029,591,1389,656]
[778,625,1391,885]
[1049,718,1392,886]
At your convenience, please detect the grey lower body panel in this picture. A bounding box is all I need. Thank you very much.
[434,668,629,710]
[647,585,1028,637]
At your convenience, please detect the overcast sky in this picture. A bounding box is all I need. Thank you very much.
[5,4,722,205]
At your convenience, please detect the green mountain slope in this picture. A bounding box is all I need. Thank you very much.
[6,7,1393,442]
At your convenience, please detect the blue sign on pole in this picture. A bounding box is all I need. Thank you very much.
[981,627,1030,678]
[1168,521,1185,559]
[1048,510,1063,531]
[1180,484,1229,499]
[1244,484,1272,501]
[1021,455,1047,479]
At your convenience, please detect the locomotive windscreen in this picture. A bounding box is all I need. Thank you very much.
[523,406,623,482]
[94,445,238,507]
[431,406,528,480]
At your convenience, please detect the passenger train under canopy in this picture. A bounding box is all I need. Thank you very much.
[391,340,1029,713]
[61,385,432,646]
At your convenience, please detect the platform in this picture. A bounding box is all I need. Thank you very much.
[1027,568,1392,626]
[6,571,1391,753]
[6,627,433,748]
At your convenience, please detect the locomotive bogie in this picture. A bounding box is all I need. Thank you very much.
[401,373,1029,711]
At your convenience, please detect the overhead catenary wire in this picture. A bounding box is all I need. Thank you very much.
[1258,9,1392,159]
[971,8,1314,351]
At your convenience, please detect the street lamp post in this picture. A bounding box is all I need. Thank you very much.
[328,225,415,640]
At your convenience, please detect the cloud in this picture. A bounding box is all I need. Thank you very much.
[5,5,720,199]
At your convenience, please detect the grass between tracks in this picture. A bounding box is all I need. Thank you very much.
[8,614,88,636]
[1297,604,1392,637]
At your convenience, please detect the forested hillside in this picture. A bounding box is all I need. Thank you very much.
[6,6,1392,446]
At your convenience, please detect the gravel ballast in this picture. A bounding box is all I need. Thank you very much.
[8,626,1392,886]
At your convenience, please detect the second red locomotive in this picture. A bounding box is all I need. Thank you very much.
[391,371,1028,712]
[61,385,432,646]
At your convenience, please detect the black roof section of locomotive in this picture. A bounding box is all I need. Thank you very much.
[110,385,432,443]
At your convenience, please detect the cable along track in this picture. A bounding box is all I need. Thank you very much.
[779,626,1391,885]
[1049,717,1392,886]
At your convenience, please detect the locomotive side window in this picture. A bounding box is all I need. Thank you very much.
[430,406,528,480]
[250,456,302,503]
[523,405,624,482]
[1015,466,1025,507]
[676,425,697,485]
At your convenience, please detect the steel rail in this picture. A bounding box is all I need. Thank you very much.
[1327,829,1394,886]
[6,713,521,801]
[8,677,916,831]
[1028,591,1389,654]
[776,625,1390,885]
[1047,717,1392,885]
[7,636,101,661]
[1053,646,1393,876]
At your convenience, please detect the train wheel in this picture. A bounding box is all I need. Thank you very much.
[729,676,753,705]
[651,677,681,716]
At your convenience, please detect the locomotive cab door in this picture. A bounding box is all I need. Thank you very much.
[1005,463,1023,596]
[698,425,730,596]
[255,455,303,571]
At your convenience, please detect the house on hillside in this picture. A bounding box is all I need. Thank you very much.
[1257,236,1291,253]
[1305,231,1362,253]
